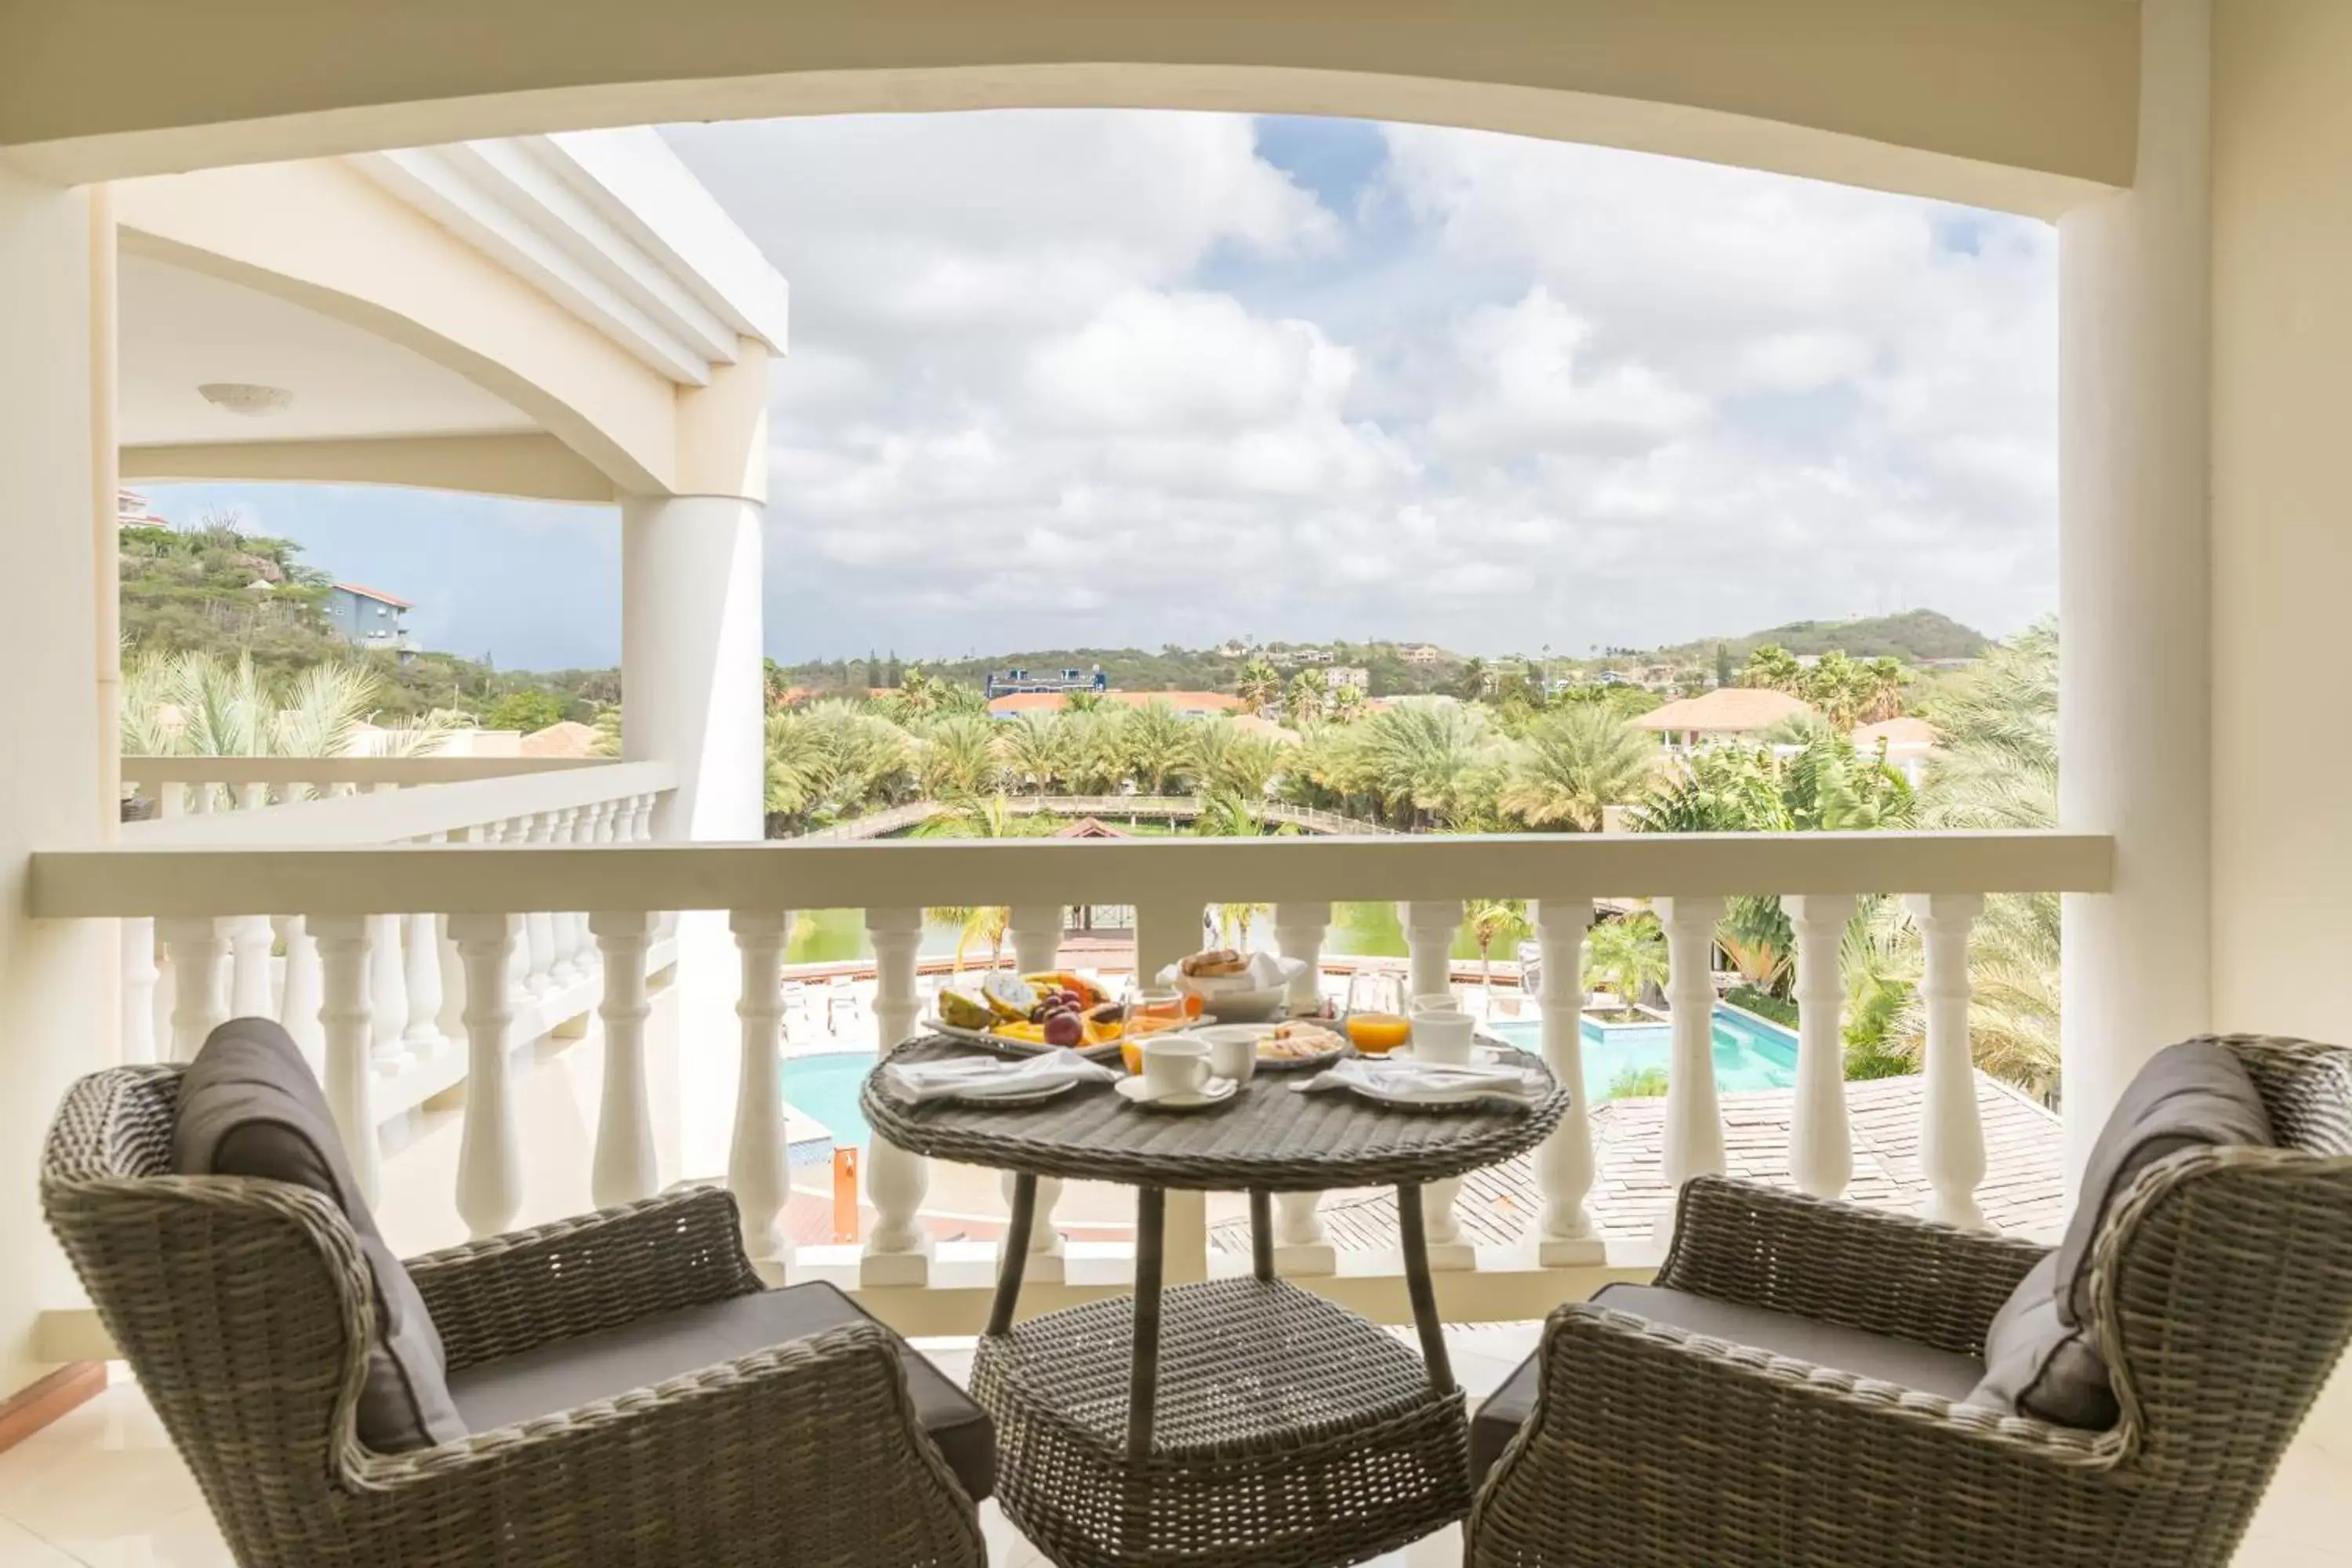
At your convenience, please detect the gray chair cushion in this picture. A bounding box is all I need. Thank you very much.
[1969,1253,2117,1428]
[1470,1283,1984,1486]
[1964,1039,2273,1428]
[174,1018,464,1453]
[2054,1039,2273,1326]
[445,1280,996,1501]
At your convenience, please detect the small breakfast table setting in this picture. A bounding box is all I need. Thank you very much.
[860,951,1570,1568]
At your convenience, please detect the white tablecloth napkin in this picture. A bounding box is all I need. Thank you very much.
[883,1052,1117,1104]
[1298,1057,1544,1105]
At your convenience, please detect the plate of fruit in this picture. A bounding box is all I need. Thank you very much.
[928,971,1189,1064]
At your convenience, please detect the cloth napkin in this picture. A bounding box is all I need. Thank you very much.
[1298,1057,1544,1106]
[883,1052,1117,1105]
[1159,951,1305,996]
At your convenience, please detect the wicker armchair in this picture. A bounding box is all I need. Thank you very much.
[1469,1036,2352,1568]
[42,1062,988,1568]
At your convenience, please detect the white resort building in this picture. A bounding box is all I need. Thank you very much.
[0,5,2348,1566]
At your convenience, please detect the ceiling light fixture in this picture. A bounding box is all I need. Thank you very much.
[198,382,295,417]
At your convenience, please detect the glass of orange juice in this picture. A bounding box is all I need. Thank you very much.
[1343,970,1410,1053]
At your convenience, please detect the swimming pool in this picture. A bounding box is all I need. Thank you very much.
[1486,1004,1798,1102]
[782,1051,877,1156]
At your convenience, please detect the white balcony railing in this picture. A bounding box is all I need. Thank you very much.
[33,827,2111,1341]
[109,757,678,1182]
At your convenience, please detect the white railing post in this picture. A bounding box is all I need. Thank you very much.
[1003,903,1069,1282]
[401,851,445,1056]
[1404,899,1474,1269]
[274,914,323,1069]
[1136,898,1213,1286]
[1905,893,1988,1229]
[547,808,584,988]
[1785,894,1858,1200]
[1533,896,1602,1265]
[366,912,408,1073]
[1655,895,1728,1244]
[730,909,792,1269]
[436,833,473,1049]
[159,916,230,1062]
[450,913,523,1239]
[119,918,158,1066]
[1274,900,1335,1276]
[523,812,559,996]
[590,909,659,1207]
[310,914,380,1203]
[228,914,274,1020]
[864,906,931,1287]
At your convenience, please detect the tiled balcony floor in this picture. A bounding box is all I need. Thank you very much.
[2,1327,2345,1567]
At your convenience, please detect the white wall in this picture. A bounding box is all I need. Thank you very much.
[0,167,107,1398]
[2056,0,2214,1175]
[2209,0,2352,1461]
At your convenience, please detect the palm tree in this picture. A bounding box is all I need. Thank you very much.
[1286,667,1327,724]
[1121,699,1194,794]
[122,649,445,806]
[1214,901,1272,948]
[1191,789,1265,838]
[1327,683,1367,724]
[915,793,1048,969]
[1189,720,1283,803]
[764,698,913,829]
[1356,698,1492,829]
[1063,706,1131,794]
[1740,644,1803,692]
[1498,705,1655,831]
[1912,622,2060,1088]
[1583,913,1668,1010]
[913,712,1004,800]
[1234,656,1282,713]
[1464,898,1528,1000]
[1455,656,1490,701]
[999,711,1067,797]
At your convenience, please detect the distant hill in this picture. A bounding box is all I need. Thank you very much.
[1650,610,1991,666]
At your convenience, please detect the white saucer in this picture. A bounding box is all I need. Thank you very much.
[1115,1075,1239,1112]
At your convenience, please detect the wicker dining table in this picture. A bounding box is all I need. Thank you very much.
[861,1032,1568,1568]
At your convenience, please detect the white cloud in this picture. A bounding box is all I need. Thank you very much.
[659,110,2055,662]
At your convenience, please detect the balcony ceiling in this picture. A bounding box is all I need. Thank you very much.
[118,253,536,448]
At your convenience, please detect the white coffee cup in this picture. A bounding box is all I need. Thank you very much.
[1141,1034,1213,1099]
[1202,1029,1259,1085]
[1410,1007,1477,1065]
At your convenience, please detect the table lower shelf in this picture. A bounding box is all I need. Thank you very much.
[973,1279,1469,1568]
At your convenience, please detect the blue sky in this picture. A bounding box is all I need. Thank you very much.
[151,111,2057,671]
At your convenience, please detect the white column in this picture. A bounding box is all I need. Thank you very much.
[863,906,931,1287]
[450,913,523,1240]
[1402,899,1462,1005]
[1273,901,1334,1275]
[366,912,408,1071]
[622,495,766,845]
[1906,893,1988,1229]
[1784,893,1857,1200]
[730,909,791,1269]
[274,915,323,1069]
[118,919,158,1066]
[1533,897,1602,1265]
[309,915,379,1203]
[1655,895,1727,1244]
[1004,903,1066,1283]
[1403,900,1473,1269]
[228,914,274,1019]
[590,910,659,1208]
[159,916,229,1062]
[2059,0,2212,1185]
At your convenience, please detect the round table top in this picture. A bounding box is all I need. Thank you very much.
[859,1034,1567,1192]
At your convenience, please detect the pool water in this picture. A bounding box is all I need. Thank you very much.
[782,1051,878,1154]
[1486,1004,1798,1103]
[784,1005,1800,1150]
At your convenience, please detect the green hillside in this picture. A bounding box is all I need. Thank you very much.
[1651,609,1990,666]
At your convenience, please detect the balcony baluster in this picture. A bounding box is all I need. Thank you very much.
[1005,903,1068,1282]
[1404,899,1475,1270]
[729,909,791,1267]
[1272,900,1335,1276]
[310,913,379,1203]
[1533,896,1602,1265]
[590,909,660,1207]
[1786,893,1858,1199]
[159,916,229,1062]
[863,906,931,1286]
[1907,892,1988,1229]
[450,912,523,1238]
[1655,895,1729,1245]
